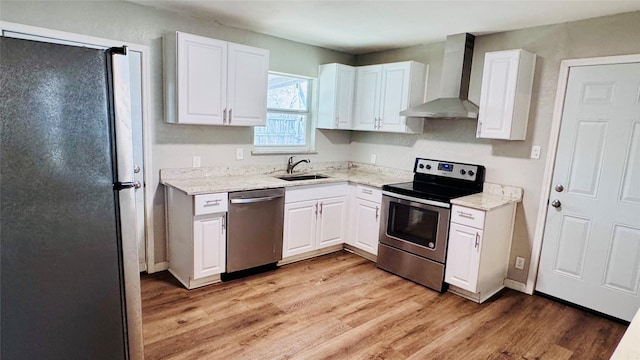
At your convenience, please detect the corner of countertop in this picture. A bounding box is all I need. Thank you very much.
[483,182,524,202]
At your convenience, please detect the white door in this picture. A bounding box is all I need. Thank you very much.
[177,32,226,125]
[283,200,317,257]
[537,62,640,321]
[226,43,269,126]
[336,65,355,129]
[379,63,409,132]
[316,197,347,249]
[353,65,382,131]
[193,215,226,279]
[129,51,147,272]
[445,223,482,292]
[352,198,380,255]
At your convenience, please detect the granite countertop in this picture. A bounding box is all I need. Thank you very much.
[160,163,524,206]
[161,163,413,196]
[451,183,524,211]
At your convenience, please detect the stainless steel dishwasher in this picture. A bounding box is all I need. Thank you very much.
[226,188,285,273]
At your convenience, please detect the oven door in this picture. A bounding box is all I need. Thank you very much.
[379,194,451,263]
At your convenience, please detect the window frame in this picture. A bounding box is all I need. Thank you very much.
[252,71,316,155]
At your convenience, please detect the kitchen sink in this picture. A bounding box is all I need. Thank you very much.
[277,174,329,181]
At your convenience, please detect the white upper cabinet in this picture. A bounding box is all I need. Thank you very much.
[226,43,270,126]
[317,63,356,129]
[164,31,269,126]
[353,61,425,133]
[353,65,383,131]
[477,49,536,140]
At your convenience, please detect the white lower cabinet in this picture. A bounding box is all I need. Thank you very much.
[165,187,227,289]
[445,203,516,303]
[193,215,226,279]
[347,184,382,257]
[282,183,348,261]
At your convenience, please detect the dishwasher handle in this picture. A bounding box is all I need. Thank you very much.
[229,195,283,204]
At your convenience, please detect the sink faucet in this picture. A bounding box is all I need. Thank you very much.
[287,156,310,174]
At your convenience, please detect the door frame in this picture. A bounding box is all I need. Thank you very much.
[0,21,160,271]
[528,53,640,294]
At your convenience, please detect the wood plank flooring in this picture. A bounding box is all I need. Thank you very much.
[141,251,627,359]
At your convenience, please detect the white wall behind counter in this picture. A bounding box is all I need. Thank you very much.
[0,0,355,266]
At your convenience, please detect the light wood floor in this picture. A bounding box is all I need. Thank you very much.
[141,251,627,359]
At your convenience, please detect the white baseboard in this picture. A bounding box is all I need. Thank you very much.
[504,278,528,293]
[146,261,169,274]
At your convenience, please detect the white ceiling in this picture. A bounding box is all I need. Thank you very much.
[130,1,640,54]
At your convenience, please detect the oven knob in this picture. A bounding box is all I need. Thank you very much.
[419,164,424,169]
[460,169,466,175]
[425,164,431,170]
[468,170,475,176]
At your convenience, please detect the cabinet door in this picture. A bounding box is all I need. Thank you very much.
[177,32,227,125]
[318,64,355,129]
[283,200,317,257]
[335,65,356,129]
[379,62,411,133]
[316,197,347,248]
[193,214,226,279]
[445,223,483,292]
[352,198,381,255]
[227,43,269,126]
[353,65,382,131]
[477,50,535,140]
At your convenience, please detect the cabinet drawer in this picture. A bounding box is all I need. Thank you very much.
[355,185,382,203]
[285,182,348,203]
[194,193,228,215]
[451,205,485,229]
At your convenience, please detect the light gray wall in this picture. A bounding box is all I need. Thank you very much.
[0,0,355,264]
[355,11,640,283]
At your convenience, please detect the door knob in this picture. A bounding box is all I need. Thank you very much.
[551,199,561,208]
[134,181,142,189]
[555,184,564,192]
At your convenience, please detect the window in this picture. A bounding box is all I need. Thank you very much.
[253,73,312,151]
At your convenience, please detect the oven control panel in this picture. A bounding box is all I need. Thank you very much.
[414,158,480,181]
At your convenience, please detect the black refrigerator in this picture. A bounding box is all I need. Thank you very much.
[1,37,143,359]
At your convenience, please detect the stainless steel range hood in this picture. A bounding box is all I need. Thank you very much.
[400,33,478,119]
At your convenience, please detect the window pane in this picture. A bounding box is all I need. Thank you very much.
[254,113,307,146]
[267,74,309,111]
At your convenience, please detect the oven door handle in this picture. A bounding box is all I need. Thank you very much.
[382,191,451,209]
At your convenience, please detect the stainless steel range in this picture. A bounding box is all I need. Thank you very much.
[377,158,485,292]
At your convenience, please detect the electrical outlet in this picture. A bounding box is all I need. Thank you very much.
[370,154,377,164]
[515,256,526,270]
[530,145,541,159]
[236,148,244,160]
[192,156,201,168]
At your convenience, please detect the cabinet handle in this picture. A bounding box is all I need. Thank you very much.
[319,201,323,215]
[475,232,480,250]
[229,108,232,124]
[222,216,226,232]
[315,203,318,216]
[205,199,221,206]
[223,108,227,124]
[336,116,339,127]
[361,188,372,195]
[458,211,474,219]
[375,206,379,220]
[477,122,482,137]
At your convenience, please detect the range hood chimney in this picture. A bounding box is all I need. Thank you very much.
[400,33,478,119]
